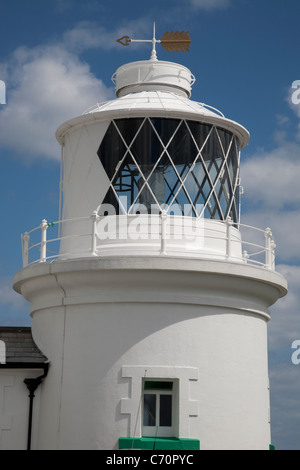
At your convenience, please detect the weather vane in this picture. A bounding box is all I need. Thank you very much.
[116,23,191,60]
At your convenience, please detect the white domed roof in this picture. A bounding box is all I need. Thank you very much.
[83,90,224,118]
[56,59,249,149]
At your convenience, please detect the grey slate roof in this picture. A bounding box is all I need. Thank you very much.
[0,327,48,366]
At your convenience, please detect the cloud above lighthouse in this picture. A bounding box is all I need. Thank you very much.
[188,0,234,10]
[240,106,300,264]
[0,18,152,161]
[0,37,113,160]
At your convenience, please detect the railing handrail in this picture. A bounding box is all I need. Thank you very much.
[237,222,267,235]
[20,214,276,271]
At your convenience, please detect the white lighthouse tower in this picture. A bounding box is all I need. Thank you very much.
[13,28,287,450]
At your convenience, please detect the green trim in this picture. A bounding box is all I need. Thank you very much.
[119,437,200,450]
[269,444,275,450]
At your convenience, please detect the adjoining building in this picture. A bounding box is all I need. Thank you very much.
[0,327,48,450]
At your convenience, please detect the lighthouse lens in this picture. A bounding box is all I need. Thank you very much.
[98,118,239,221]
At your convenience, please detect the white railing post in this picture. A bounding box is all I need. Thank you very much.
[242,250,249,264]
[22,232,30,267]
[271,238,276,270]
[226,216,233,259]
[91,211,99,256]
[265,227,272,269]
[160,211,167,255]
[40,219,48,262]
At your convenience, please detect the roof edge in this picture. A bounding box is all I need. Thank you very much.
[55,106,250,149]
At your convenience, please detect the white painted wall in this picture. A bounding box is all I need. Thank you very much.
[0,369,43,450]
[13,257,287,450]
[62,121,110,221]
[59,121,110,258]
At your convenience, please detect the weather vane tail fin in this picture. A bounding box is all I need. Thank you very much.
[160,31,191,53]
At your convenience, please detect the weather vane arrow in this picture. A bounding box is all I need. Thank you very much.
[116,23,191,60]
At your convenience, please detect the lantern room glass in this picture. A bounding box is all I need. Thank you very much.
[98,117,240,222]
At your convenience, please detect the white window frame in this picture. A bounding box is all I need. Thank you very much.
[142,379,176,438]
[121,366,198,439]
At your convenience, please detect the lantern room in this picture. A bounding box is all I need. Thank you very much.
[54,54,250,261]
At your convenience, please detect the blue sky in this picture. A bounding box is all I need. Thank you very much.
[0,0,300,450]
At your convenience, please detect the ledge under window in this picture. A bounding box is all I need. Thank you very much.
[119,437,200,450]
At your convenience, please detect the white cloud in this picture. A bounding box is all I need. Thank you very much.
[289,82,300,118]
[268,264,300,350]
[241,142,300,211]
[189,0,233,10]
[55,0,73,13]
[0,45,113,160]
[239,92,300,407]
[62,19,151,53]
[0,24,119,161]
[0,19,153,161]
[269,362,300,450]
[240,209,300,263]
[241,84,300,223]
[62,21,119,53]
[240,126,300,263]
[0,276,28,311]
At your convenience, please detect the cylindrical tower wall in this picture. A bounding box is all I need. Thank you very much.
[13,258,287,450]
[39,305,269,450]
[12,58,287,452]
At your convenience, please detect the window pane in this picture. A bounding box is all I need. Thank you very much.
[216,127,232,156]
[186,121,212,153]
[98,118,239,222]
[130,119,164,168]
[97,122,127,180]
[143,394,156,427]
[152,118,181,146]
[159,395,172,427]
[144,381,173,390]
[167,121,198,167]
[115,118,144,147]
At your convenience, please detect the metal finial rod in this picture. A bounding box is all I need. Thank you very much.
[127,22,160,60]
[151,22,158,60]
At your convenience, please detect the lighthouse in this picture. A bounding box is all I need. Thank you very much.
[13,28,287,450]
